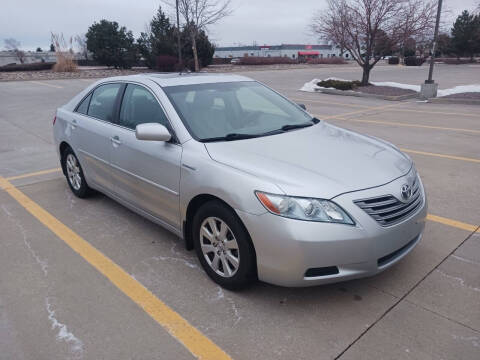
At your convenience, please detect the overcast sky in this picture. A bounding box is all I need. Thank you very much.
[1,0,478,51]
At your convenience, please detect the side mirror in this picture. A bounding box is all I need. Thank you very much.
[135,123,172,142]
[297,103,307,110]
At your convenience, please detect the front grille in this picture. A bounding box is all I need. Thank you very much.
[354,177,422,226]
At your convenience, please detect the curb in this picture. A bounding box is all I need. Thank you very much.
[315,88,418,101]
[428,97,480,105]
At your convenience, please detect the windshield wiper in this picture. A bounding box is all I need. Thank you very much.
[280,122,314,131]
[201,133,260,142]
[201,119,321,142]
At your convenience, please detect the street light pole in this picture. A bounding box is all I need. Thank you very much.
[426,0,443,84]
[176,0,182,70]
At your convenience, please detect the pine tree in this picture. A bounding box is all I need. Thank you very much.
[451,10,480,60]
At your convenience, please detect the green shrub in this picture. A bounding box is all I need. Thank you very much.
[0,62,55,72]
[435,57,477,64]
[306,57,347,64]
[237,56,297,65]
[317,79,361,91]
[155,55,178,72]
[404,56,425,66]
[388,56,399,64]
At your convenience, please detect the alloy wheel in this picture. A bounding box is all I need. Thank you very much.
[200,217,240,277]
[66,154,82,191]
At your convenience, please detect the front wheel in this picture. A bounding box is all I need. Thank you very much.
[193,201,256,290]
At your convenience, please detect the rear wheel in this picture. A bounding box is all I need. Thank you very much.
[193,201,256,290]
[62,147,92,198]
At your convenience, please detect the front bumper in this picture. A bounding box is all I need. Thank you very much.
[237,174,427,287]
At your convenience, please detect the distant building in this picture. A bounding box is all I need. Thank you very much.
[214,44,351,60]
[0,51,57,66]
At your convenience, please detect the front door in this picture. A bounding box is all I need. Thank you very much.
[109,83,182,229]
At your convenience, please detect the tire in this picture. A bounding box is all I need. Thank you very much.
[193,200,256,290]
[61,147,92,198]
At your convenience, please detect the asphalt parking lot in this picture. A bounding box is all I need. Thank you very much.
[0,64,479,360]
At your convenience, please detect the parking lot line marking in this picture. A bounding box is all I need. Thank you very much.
[332,117,480,134]
[399,148,480,164]
[289,97,371,109]
[390,107,480,119]
[427,214,478,232]
[30,81,63,89]
[321,102,404,120]
[295,97,479,118]
[0,176,232,360]
[6,168,62,181]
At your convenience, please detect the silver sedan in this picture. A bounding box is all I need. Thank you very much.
[53,73,427,289]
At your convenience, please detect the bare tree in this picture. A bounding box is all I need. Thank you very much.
[165,0,232,71]
[311,0,436,85]
[4,38,26,64]
[394,0,436,60]
[75,34,89,60]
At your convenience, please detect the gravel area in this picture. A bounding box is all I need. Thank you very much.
[354,85,417,96]
[441,92,480,99]
[0,68,156,82]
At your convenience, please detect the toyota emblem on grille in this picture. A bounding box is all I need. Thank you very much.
[401,184,412,201]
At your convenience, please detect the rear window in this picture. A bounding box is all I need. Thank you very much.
[87,83,122,122]
[76,93,92,115]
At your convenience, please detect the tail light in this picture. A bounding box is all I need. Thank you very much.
[53,115,56,125]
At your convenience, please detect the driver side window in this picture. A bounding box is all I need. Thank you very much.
[119,84,169,130]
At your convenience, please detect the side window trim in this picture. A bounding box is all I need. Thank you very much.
[74,91,93,113]
[112,83,127,125]
[74,82,124,124]
[117,81,179,143]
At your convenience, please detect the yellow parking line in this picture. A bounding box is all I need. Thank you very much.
[321,102,404,120]
[290,97,371,109]
[400,148,480,164]
[427,214,478,232]
[392,108,480,119]
[332,117,480,134]
[6,168,62,181]
[0,176,231,360]
[30,81,63,89]
[297,96,479,118]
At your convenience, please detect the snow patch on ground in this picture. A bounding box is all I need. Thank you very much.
[46,298,84,359]
[300,78,480,97]
[437,84,480,97]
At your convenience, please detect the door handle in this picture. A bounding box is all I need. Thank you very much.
[71,119,77,129]
[111,135,122,146]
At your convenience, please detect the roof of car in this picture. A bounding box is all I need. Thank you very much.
[100,72,254,87]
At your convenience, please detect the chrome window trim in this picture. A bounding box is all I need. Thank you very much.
[73,80,180,144]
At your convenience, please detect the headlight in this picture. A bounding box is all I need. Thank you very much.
[255,191,355,224]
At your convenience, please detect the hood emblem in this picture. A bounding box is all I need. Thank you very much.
[400,184,412,202]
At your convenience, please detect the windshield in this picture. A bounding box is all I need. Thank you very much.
[163,81,314,141]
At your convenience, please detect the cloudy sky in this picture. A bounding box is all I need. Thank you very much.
[1,0,478,51]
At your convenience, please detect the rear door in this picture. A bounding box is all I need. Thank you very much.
[73,83,123,192]
[109,83,182,229]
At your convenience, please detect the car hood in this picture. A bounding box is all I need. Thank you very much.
[204,122,412,199]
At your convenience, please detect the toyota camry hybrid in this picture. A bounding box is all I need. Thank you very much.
[53,73,427,289]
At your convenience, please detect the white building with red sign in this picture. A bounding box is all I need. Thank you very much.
[214,44,350,60]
